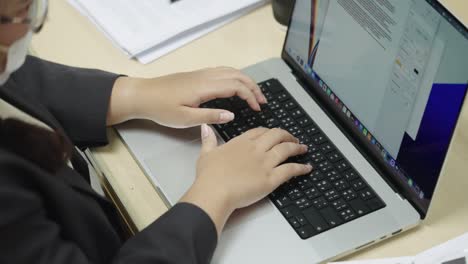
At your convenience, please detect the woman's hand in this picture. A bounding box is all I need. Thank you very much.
[180,125,312,237]
[107,67,266,127]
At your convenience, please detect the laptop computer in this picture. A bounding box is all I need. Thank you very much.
[116,0,468,263]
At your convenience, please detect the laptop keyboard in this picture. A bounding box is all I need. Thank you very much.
[201,78,386,239]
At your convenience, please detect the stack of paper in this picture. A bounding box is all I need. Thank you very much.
[69,0,267,64]
[329,232,468,264]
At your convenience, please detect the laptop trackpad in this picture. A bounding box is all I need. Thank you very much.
[143,133,274,230]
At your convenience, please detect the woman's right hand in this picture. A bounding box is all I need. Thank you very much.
[180,125,312,237]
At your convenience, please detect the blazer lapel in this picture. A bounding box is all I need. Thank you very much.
[1,81,112,207]
[61,164,114,207]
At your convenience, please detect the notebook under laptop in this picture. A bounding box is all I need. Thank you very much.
[116,0,468,263]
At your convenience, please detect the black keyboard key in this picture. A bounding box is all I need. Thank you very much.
[296,214,308,226]
[342,189,358,201]
[339,208,357,221]
[240,107,254,117]
[303,207,330,233]
[327,152,343,163]
[311,152,325,163]
[274,196,292,208]
[358,188,376,200]
[287,126,303,136]
[296,154,311,165]
[304,125,320,135]
[343,169,359,181]
[287,188,304,200]
[320,207,343,227]
[317,160,334,173]
[335,160,351,172]
[304,187,321,199]
[366,197,386,211]
[349,199,370,216]
[264,91,275,101]
[309,170,324,182]
[284,100,298,110]
[316,180,332,192]
[297,134,310,144]
[280,117,296,128]
[265,80,282,93]
[258,111,272,121]
[277,92,289,101]
[296,177,313,190]
[290,108,305,119]
[289,217,301,228]
[245,116,258,127]
[331,199,348,211]
[269,100,281,111]
[281,205,301,218]
[311,197,329,209]
[333,179,350,191]
[273,109,288,119]
[232,101,248,111]
[297,117,313,127]
[320,143,335,153]
[324,189,341,201]
[307,143,319,154]
[325,170,341,182]
[351,179,367,191]
[295,197,312,209]
[297,225,316,239]
[312,134,327,145]
[265,118,280,128]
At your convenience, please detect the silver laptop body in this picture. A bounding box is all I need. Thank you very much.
[116,0,468,263]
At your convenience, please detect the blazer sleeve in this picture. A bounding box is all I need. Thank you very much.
[114,203,218,264]
[10,56,120,148]
[0,154,218,264]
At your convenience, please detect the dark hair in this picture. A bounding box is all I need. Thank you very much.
[0,117,73,173]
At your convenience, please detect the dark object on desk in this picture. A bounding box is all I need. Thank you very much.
[442,257,467,264]
[272,0,295,26]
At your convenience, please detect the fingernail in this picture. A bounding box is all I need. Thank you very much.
[302,144,308,151]
[305,164,313,170]
[262,95,268,103]
[201,124,210,138]
[219,112,235,123]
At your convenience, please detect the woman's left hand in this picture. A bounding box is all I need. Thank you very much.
[107,67,267,128]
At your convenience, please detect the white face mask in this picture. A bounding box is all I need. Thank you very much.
[0,31,33,86]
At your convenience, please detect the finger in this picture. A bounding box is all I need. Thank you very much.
[241,127,269,140]
[186,107,235,126]
[200,124,218,153]
[257,128,299,152]
[267,143,308,166]
[216,67,267,104]
[269,163,313,189]
[199,80,261,111]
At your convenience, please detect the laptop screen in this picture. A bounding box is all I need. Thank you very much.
[283,0,468,213]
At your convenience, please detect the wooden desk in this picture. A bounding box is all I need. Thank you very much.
[32,0,468,261]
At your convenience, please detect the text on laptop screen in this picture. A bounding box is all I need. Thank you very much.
[285,0,468,208]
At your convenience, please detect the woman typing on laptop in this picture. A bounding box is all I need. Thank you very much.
[0,0,312,263]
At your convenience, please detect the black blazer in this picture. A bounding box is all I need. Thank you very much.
[0,56,217,264]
